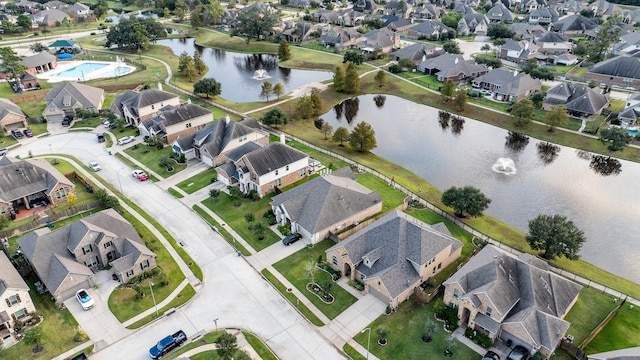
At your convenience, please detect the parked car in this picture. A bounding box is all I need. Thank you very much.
[118,136,135,145]
[102,119,111,128]
[149,330,187,359]
[132,169,149,181]
[11,129,24,139]
[483,351,500,360]
[0,148,7,156]
[75,289,95,310]
[507,345,530,360]
[23,129,33,137]
[97,133,105,143]
[61,117,72,126]
[282,232,302,246]
[88,161,102,172]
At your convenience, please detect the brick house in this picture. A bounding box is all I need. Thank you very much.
[139,103,213,144]
[110,86,181,127]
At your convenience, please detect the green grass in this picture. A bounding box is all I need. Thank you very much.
[70,116,104,129]
[343,343,367,360]
[176,168,218,194]
[201,194,280,251]
[168,187,184,198]
[609,98,626,113]
[164,331,225,359]
[192,204,251,256]
[353,296,481,360]
[272,239,357,320]
[584,304,640,354]
[563,287,618,345]
[355,172,406,210]
[570,66,588,78]
[65,345,95,360]
[125,284,196,329]
[261,269,324,326]
[242,331,278,360]
[123,142,187,180]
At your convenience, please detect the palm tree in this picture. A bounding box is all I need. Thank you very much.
[376,327,388,346]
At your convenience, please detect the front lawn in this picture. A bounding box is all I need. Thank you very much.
[564,287,618,345]
[123,143,187,178]
[584,304,640,354]
[355,172,406,211]
[353,296,482,360]
[176,168,218,194]
[261,269,325,326]
[272,239,357,320]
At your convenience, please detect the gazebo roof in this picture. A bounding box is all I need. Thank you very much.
[48,39,76,47]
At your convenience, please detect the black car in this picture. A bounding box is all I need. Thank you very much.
[507,345,530,360]
[61,118,71,126]
[483,350,500,360]
[282,232,302,246]
[11,129,24,139]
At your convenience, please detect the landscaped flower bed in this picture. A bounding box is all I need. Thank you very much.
[306,283,334,304]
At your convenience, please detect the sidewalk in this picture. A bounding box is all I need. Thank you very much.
[122,279,190,327]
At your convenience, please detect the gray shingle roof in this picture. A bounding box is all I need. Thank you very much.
[0,158,73,203]
[0,251,29,297]
[419,53,487,79]
[241,142,307,176]
[535,31,566,43]
[551,14,597,32]
[473,68,541,97]
[45,82,104,112]
[408,20,450,36]
[486,3,514,21]
[0,98,26,121]
[110,89,178,118]
[588,55,640,79]
[390,43,438,62]
[19,51,56,68]
[545,83,609,115]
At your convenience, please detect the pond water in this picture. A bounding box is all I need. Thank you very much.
[156,38,332,102]
[320,94,640,283]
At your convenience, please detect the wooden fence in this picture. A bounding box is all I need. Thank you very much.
[11,93,46,103]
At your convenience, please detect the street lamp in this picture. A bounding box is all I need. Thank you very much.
[48,143,52,156]
[149,281,158,317]
[361,327,371,360]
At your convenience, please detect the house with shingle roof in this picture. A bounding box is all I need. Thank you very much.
[358,27,399,54]
[327,210,463,308]
[551,14,598,34]
[140,103,213,144]
[318,27,363,49]
[486,3,514,22]
[406,20,452,40]
[19,51,57,75]
[172,116,268,166]
[66,2,91,18]
[533,31,573,55]
[0,157,74,216]
[614,32,640,55]
[457,13,490,36]
[17,209,157,301]
[543,83,609,117]
[31,8,69,26]
[271,167,382,245]
[0,98,28,133]
[518,0,547,13]
[43,82,104,122]
[472,68,542,102]
[510,23,545,40]
[559,0,584,16]
[526,7,558,25]
[217,137,309,197]
[110,87,181,126]
[390,43,442,65]
[412,4,443,20]
[585,54,640,88]
[443,245,582,358]
[499,40,539,64]
[0,251,36,347]
[418,53,488,82]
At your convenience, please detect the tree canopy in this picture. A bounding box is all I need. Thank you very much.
[599,127,633,151]
[0,47,25,77]
[344,62,360,94]
[510,98,534,127]
[545,104,568,132]
[262,107,287,128]
[343,50,366,65]
[527,214,585,260]
[349,121,377,152]
[443,41,461,54]
[278,39,291,61]
[235,6,280,42]
[441,186,491,217]
[333,126,350,146]
[215,332,238,360]
[105,18,166,51]
[194,78,222,98]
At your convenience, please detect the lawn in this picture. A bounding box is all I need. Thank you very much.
[272,239,358,320]
[261,269,324,326]
[70,116,104,129]
[242,331,278,360]
[125,284,195,329]
[355,172,406,211]
[176,168,218,194]
[584,304,640,354]
[201,193,281,251]
[192,205,251,256]
[123,143,187,178]
[352,296,482,360]
[563,287,618,345]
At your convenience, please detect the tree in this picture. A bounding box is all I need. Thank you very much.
[105,18,166,51]
[376,327,388,344]
[443,40,461,54]
[278,39,291,61]
[588,17,621,63]
[304,259,317,285]
[441,11,463,28]
[191,9,203,29]
[343,50,366,65]
[252,222,267,240]
[178,51,193,73]
[344,62,360,94]
[193,51,206,74]
[333,126,350,146]
[487,22,512,39]
[23,327,43,352]
[194,78,222,98]
[527,214,586,260]
[510,98,534,127]
[480,44,491,53]
[185,60,197,82]
[215,332,238,360]
[1,21,15,33]
[295,95,314,118]
[441,186,491,218]
[235,6,279,42]
[600,127,633,151]
[320,122,333,140]
[309,87,322,115]
[454,88,467,111]
[530,91,545,108]
[94,2,108,18]
[67,192,78,206]
[0,48,25,79]
[273,82,284,99]
[349,121,377,152]
[17,14,31,31]
[545,105,568,132]
[262,107,287,128]
[260,80,273,101]
[374,70,386,88]
[333,65,345,92]
[441,79,455,102]
[174,0,189,20]
[423,319,438,342]
[30,42,48,53]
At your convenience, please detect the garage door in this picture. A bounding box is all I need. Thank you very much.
[46,114,64,123]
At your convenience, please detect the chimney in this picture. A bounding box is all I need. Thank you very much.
[513,69,518,77]
[455,57,459,64]
[158,82,163,91]
[187,98,192,104]
[280,133,286,144]
[225,115,230,123]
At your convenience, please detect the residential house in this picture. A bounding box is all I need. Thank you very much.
[139,103,213,145]
[286,0,311,8]
[217,136,309,197]
[623,8,640,24]
[0,98,28,133]
[280,22,320,44]
[0,251,36,347]
[318,27,362,49]
[110,87,181,127]
[311,9,338,24]
[382,0,412,18]
[353,0,378,14]
[543,83,609,117]
[518,0,547,13]
[526,7,559,25]
[550,14,598,34]
[585,54,640,88]
[66,2,91,18]
[17,209,157,301]
[19,51,57,75]
[559,0,584,16]
[406,20,452,40]
[533,31,573,55]
[499,40,539,64]
[271,167,383,245]
[412,4,442,20]
[390,43,442,65]
[589,0,618,17]
[16,0,39,13]
[584,24,628,42]
[172,116,268,166]
[0,157,75,215]
[472,68,542,102]
[386,18,414,33]
[614,32,640,55]
[443,245,582,358]
[17,73,40,91]
[31,8,68,26]
[618,96,640,127]
[554,53,579,65]
[452,1,474,15]
[43,82,104,122]
[510,23,545,41]
[359,28,399,54]
[486,3,514,22]
[418,53,488,82]
[326,210,463,308]
[336,9,365,27]
[457,13,490,37]
[43,0,67,10]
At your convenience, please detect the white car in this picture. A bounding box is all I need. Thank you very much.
[102,119,111,128]
[117,136,135,145]
[88,161,102,172]
[132,169,149,181]
[75,289,95,310]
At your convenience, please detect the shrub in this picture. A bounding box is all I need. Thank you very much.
[277,225,291,236]
[244,213,255,222]
[263,209,276,225]
[434,300,459,330]
[348,280,365,291]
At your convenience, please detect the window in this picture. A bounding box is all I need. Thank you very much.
[5,294,21,307]
[453,288,459,299]
[437,263,442,270]
[151,105,155,110]
[85,256,98,267]
[0,207,4,215]
[82,244,92,255]
[275,179,282,187]
[286,165,289,171]
[140,259,150,270]
[13,308,28,320]
[486,307,492,316]
[275,170,279,176]
[432,267,436,274]
[360,274,366,280]
[332,256,337,265]
[186,123,192,128]
[126,270,134,277]
[299,168,306,176]
[103,241,113,249]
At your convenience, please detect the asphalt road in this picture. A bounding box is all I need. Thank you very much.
[12,132,346,360]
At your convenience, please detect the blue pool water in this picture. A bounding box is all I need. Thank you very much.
[55,62,109,79]
[628,129,638,137]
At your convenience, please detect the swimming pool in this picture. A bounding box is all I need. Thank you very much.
[39,61,136,82]
[55,63,109,79]
[628,129,638,137]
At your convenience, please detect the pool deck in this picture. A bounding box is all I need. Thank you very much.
[37,60,135,83]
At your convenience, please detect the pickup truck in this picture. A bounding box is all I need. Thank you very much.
[149,330,187,359]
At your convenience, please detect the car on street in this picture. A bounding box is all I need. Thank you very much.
[132,169,149,181]
[507,345,530,360]
[483,351,500,360]
[118,136,135,145]
[23,129,33,137]
[282,232,302,246]
[102,119,110,128]
[75,289,95,310]
[88,161,102,172]
[97,133,105,143]
[0,148,7,156]
[149,330,187,359]
[11,129,24,139]
[61,117,72,126]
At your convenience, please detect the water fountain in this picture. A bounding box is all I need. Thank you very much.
[491,157,517,175]
[252,69,270,80]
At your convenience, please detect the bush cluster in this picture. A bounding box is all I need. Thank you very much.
[434,301,459,330]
